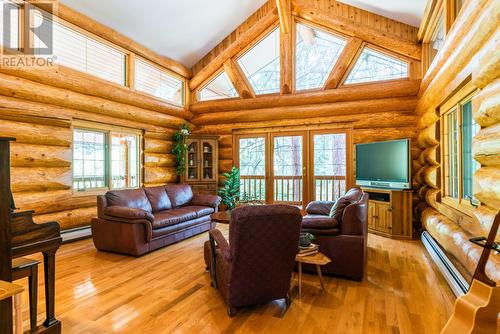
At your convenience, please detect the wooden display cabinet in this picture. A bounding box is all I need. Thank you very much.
[362,187,413,239]
[182,135,219,195]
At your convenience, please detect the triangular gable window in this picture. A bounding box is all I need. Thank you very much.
[237,27,280,95]
[198,71,238,101]
[295,23,347,91]
[344,47,408,84]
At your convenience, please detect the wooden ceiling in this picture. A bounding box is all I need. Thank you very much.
[189,0,421,93]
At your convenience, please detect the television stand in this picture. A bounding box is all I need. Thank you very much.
[361,187,413,239]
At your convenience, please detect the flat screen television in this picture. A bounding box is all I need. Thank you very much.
[355,139,411,189]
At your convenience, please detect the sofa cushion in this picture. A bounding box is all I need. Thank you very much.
[144,186,172,212]
[184,205,215,218]
[302,214,339,229]
[166,184,193,208]
[106,188,152,213]
[329,188,363,221]
[152,208,198,229]
[305,201,335,215]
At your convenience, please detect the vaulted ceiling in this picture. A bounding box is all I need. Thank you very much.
[60,0,425,68]
[60,0,268,68]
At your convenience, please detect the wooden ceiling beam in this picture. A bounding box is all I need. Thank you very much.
[293,6,422,60]
[280,1,294,94]
[276,0,292,34]
[190,79,420,113]
[223,59,255,99]
[194,111,418,135]
[324,37,364,90]
[191,96,418,126]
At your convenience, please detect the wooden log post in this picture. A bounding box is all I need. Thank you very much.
[324,37,363,89]
[223,59,255,99]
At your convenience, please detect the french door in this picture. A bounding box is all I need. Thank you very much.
[234,128,351,207]
[271,132,307,207]
[309,130,350,202]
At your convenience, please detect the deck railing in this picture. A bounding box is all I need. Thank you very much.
[240,175,266,201]
[273,175,302,205]
[314,175,346,201]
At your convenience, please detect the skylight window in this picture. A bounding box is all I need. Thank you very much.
[237,27,280,95]
[295,23,347,91]
[198,71,238,101]
[344,47,409,84]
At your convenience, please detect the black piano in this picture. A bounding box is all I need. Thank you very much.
[1,138,62,334]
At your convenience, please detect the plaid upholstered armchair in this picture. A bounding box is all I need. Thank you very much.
[204,205,302,316]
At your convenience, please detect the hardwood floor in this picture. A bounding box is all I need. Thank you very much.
[16,227,455,333]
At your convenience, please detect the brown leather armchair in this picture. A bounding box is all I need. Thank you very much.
[301,188,368,281]
[204,205,302,316]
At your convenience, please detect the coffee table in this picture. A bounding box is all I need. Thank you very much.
[295,251,331,298]
[211,210,231,224]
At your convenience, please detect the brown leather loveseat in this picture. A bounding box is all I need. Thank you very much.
[301,188,368,281]
[91,184,221,256]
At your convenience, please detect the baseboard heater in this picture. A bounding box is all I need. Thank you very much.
[61,226,92,243]
[421,231,469,297]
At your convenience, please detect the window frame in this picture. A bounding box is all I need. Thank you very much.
[133,56,187,106]
[234,22,281,97]
[294,18,349,93]
[72,120,143,195]
[29,7,130,87]
[339,42,411,87]
[196,68,240,102]
[439,84,480,216]
[421,5,445,73]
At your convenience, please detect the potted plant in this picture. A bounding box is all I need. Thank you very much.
[218,167,240,210]
[172,124,190,175]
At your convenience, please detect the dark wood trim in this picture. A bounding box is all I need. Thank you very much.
[0,137,15,334]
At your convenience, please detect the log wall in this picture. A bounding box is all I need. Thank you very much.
[0,71,183,230]
[0,5,191,231]
[415,0,500,282]
[192,81,421,189]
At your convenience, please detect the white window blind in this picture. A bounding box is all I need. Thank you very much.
[134,57,184,105]
[0,0,19,50]
[33,10,126,85]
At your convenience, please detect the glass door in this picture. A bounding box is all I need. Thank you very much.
[201,140,216,181]
[186,140,200,181]
[236,135,267,202]
[271,132,306,207]
[310,130,349,201]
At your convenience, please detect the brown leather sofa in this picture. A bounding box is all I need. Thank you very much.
[91,184,221,256]
[301,188,368,281]
[204,205,302,316]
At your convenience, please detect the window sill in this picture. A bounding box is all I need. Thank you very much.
[440,197,477,219]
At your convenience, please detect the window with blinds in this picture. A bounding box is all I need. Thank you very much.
[134,57,184,105]
[0,0,20,50]
[32,10,127,85]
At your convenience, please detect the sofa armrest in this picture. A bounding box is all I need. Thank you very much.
[191,194,222,210]
[104,206,154,223]
[305,201,335,215]
[340,203,365,235]
[209,229,231,260]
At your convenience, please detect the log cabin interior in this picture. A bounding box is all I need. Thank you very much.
[0,0,498,333]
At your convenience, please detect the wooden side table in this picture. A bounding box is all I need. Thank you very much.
[295,252,332,298]
[0,280,24,334]
[211,210,231,224]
